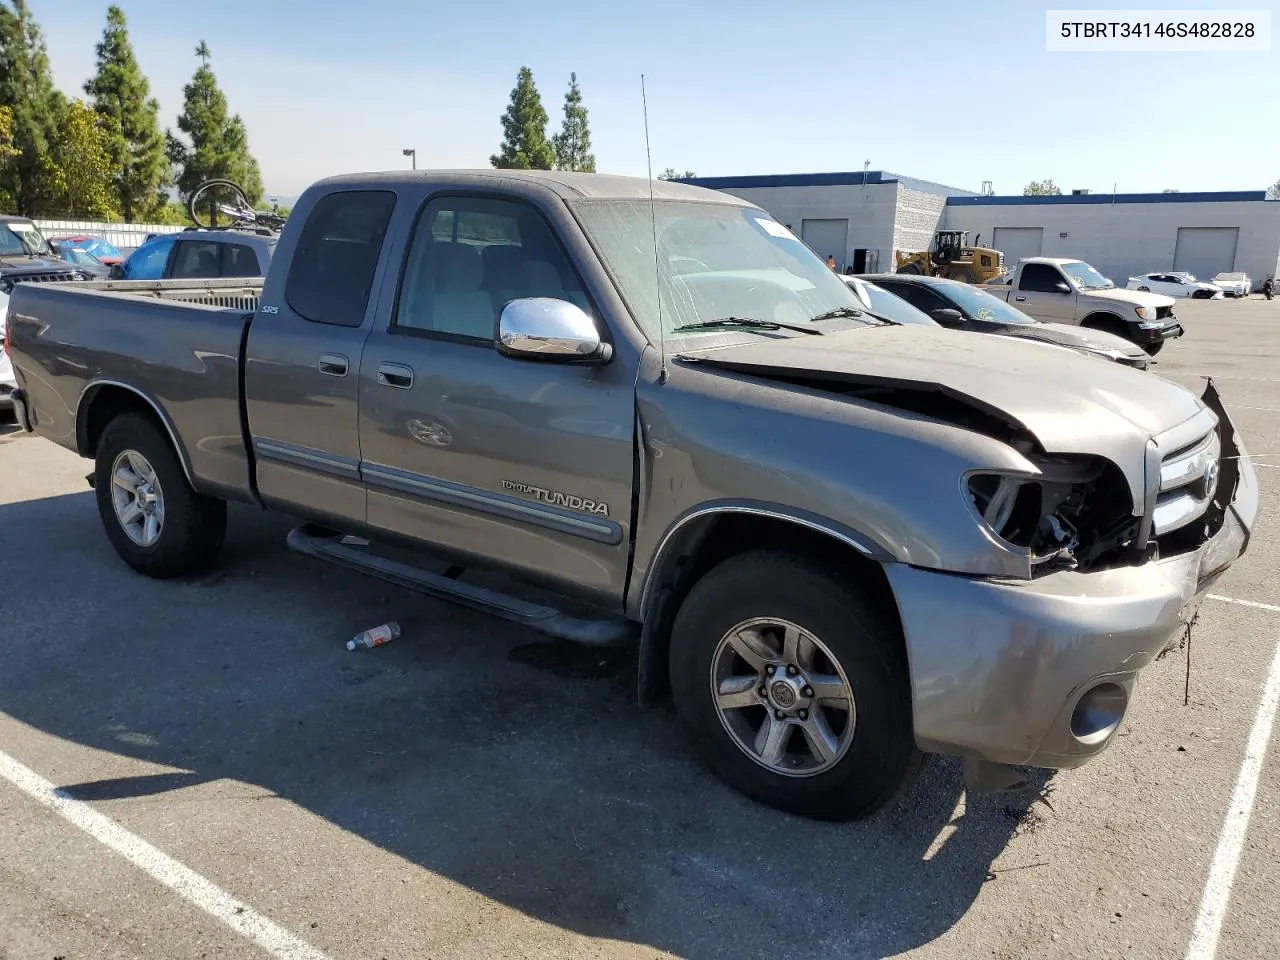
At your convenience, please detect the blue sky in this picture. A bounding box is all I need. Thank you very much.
[32,0,1280,198]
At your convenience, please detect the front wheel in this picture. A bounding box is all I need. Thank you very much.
[188,178,253,229]
[94,413,226,577]
[896,262,924,275]
[1144,340,1165,357]
[668,550,920,820]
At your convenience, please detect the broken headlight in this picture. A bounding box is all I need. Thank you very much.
[966,455,1139,575]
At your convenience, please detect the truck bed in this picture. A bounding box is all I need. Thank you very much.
[6,280,260,502]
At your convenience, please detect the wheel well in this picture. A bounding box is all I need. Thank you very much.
[1080,312,1129,335]
[79,385,168,459]
[636,512,904,704]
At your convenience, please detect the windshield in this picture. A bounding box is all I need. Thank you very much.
[852,279,936,325]
[0,221,51,256]
[934,278,1037,325]
[1061,261,1110,290]
[572,200,872,340]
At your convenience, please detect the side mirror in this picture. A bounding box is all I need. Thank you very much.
[929,307,964,325]
[496,297,612,364]
[1053,281,1072,294]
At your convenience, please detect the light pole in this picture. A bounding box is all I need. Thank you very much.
[402,148,416,170]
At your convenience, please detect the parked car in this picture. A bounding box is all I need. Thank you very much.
[0,329,14,421]
[841,275,936,325]
[865,273,1153,369]
[5,170,1256,821]
[50,243,112,278]
[116,229,275,281]
[985,257,1182,354]
[51,235,123,266]
[1126,271,1224,299]
[0,215,91,296]
[1211,272,1252,297]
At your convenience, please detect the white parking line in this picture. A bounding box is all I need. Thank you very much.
[1208,594,1280,614]
[1185,635,1280,960]
[0,750,333,960]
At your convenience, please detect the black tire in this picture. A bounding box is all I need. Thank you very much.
[668,550,920,820]
[1081,313,1132,341]
[896,262,924,275]
[1138,285,1151,292]
[1144,340,1165,357]
[948,266,976,284]
[94,413,226,578]
[188,178,252,229]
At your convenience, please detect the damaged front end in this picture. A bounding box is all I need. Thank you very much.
[965,453,1138,578]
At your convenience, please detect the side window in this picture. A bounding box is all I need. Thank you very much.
[285,191,396,327]
[222,242,261,277]
[394,195,592,341]
[885,283,948,317]
[1019,263,1066,293]
[170,240,221,279]
[122,235,174,280]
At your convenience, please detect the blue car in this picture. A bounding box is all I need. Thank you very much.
[51,234,122,266]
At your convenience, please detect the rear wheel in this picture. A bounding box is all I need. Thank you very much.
[896,262,924,275]
[94,413,226,577]
[668,550,920,820]
[1138,285,1151,292]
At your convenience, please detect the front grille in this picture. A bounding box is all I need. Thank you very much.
[1152,428,1219,535]
[1156,305,1175,320]
[10,272,82,285]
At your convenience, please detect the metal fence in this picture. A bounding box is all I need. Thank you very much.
[34,219,185,251]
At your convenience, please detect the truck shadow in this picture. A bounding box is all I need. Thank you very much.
[1,493,1047,959]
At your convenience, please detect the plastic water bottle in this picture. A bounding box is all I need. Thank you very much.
[347,622,401,651]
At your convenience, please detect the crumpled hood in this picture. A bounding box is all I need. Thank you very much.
[997,320,1150,364]
[680,325,1205,460]
[1087,287,1175,309]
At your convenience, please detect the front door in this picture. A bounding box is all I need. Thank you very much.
[1012,261,1078,323]
[245,189,398,526]
[357,193,635,604]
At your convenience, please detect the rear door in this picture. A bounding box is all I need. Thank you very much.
[1014,262,1078,323]
[357,192,634,603]
[244,190,398,526]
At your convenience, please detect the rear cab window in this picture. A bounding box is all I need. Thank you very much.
[285,191,397,327]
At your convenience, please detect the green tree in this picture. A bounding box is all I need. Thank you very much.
[83,5,169,221]
[0,0,65,214]
[491,66,554,170]
[166,41,264,216]
[45,98,117,219]
[657,168,696,181]
[1022,179,1062,196]
[552,72,595,173]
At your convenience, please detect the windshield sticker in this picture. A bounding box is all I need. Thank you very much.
[977,307,996,321]
[754,217,796,240]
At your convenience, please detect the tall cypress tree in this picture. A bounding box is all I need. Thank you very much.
[552,73,595,173]
[84,5,169,221]
[490,67,554,171]
[166,42,263,207]
[0,0,65,214]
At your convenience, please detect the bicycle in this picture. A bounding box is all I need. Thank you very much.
[188,179,288,232]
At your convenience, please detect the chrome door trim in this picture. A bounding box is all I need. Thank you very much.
[362,462,623,545]
[253,437,361,481]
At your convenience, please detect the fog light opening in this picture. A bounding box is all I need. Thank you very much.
[1070,682,1128,745]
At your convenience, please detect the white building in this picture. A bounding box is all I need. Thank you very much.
[684,171,1280,286]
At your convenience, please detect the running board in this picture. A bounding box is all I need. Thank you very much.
[286,523,632,646]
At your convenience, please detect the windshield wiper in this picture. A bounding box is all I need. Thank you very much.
[811,305,898,325]
[673,317,824,336]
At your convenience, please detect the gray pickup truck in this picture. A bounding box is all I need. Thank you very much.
[5,171,1257,820]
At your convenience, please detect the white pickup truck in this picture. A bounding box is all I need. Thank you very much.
[985,257,1183,355]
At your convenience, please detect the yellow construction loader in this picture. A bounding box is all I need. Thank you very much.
[895,230,1005,284]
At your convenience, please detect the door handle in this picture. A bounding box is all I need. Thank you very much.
[318,353,348,377]
[1014,296,1027,302]
[377,362,415,389]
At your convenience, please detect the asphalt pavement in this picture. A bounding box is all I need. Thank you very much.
[0,296,1277,960]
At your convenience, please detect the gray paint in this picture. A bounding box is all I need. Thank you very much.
[5,168,1258,776]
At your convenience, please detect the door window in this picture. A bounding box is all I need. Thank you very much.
[393,196,592,341]
[285,191,397,327]
[1018,263,1067,293]
[880,282,949,318]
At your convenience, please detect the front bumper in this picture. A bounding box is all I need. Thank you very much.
[886,406,1258,770]
[1137,321,1184,345]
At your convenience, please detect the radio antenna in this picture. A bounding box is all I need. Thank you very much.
[641,74,667,384]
